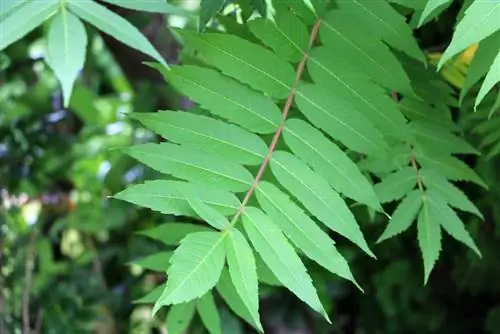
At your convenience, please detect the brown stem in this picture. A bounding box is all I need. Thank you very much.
[228,19,323,226]
[22,232,37,334]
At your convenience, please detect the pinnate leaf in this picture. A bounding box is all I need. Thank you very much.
[186,195,231,230]
[426,190,481,256]
[114,180,240,217]
[153,231,226,313]
[438,1,500,69]
[284,118,380,211]
[418,195,442,284]
[126,143,253,192]
[378,190,422,243]
[100,0,192,16]
[131,111,268,165]
[130,251,173,272]
[175,29,295,99]
[138,223,213,245]
[197,292,223,334]
[0,0,59,50]
[270,151,375,258]
[418,0,452,26]
[47,9,87,107]
[256,181,360,289]
[225,229,262,331]
[476,51,500,110]
[374,167,417,203]
[242,207,329,322]
[68,0,167,66]
[199,0,226,30]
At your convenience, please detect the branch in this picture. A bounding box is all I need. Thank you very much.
[228,19,323,227]
[22,232,37,334]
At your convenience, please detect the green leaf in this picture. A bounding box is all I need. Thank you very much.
[200,0,226,30]
[377,190,422,243]
[114,180,240,217]
[426,190,481,256]
[216,269,261,331]
[175,29,295,99]
[420,168,483,219]
[242,207,329,322]
[100,0,193,16]
[149,64,282,134]
[126,143,253,192]
[460,31,500,104]
[197,292,223,334]
[284,118,380,210]
[153,231,226,313]
[166,301,197,334]
[295,83,390,156]
[129,251,173,272]
[418,195,442,284]
[133,284,165,304]
[256,181,360,289]
[225,229,262,331]
[438,1,500,69]
[131,111,268,165]
[398,98,460,132]
[248,8,309,63]
[418,0,452,26]
[187,196,231,230]
[68,0,167,67]
[270,151,375,258]
[254,253,282,286]
[374,167,417,203]
[0,0,29,19]
[336,0,426,63]
[47,9,87,107]
[320,9,414,95]
[416,152,488,189]
[410,120,480,155]
[307,46,411,141]
[137,222,213,245]
[476,51,500,110]
[0,0,59,51]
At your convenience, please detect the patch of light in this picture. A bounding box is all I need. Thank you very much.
[98,160,111,180]
[106,122,126,135]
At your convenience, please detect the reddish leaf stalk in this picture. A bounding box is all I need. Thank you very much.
[229,19,323,226]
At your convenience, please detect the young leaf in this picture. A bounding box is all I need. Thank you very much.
[129,251,173,272]
[47,9,87,107]
[199,0,226,30]
[420,168,483,219]
[283,118,380,211]
[307,47,411,141]
[166,301,197,334]
[248,8,309,63]
[225,229,262,331]
[197,292,223,334]
[295,83,390,156]
[242,207,329,322]
[153,231,226,313]
[68,0,167,67]
[187,196,231,230]
[460,31,500,104]
[148,64,282,134]
[174,29,295,99]
[270,151,375,258]
[131,111,268,165]
[256,181,361,289]
[126,143,253,192]
[0,0,59,50]
[438,1,500,69]
[475,51,500,110]
[320,10,414,95]
[336,0,426,63]
[418,195,442,284]
[377,190,422,243]
[114,180,240,217]
[426,190,481,256]
[216,269,261,331]
[137,222,213,245]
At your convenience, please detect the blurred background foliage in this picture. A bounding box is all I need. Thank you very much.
[1,1,500,333]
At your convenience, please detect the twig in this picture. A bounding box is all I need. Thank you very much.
[22,232,37,334]
[228,19,323,226]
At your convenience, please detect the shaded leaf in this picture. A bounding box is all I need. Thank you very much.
[197,292,223,334]
[374,167,417,203]
[476,51,500,109]
[200,0,226,30]
[129,251,173,272]
[166,301,197,334]
[137,222,213,245]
